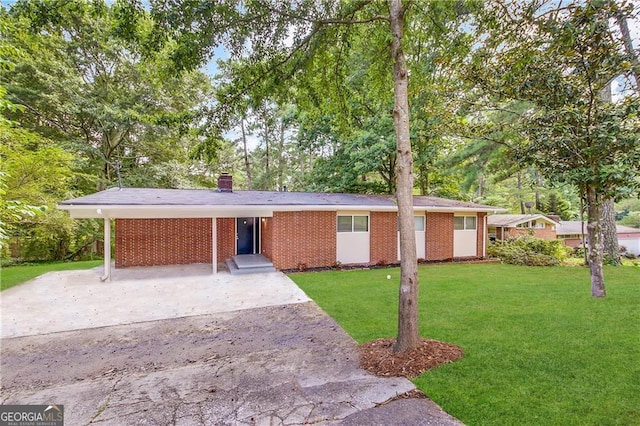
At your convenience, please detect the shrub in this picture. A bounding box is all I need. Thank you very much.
[488,235,572,266]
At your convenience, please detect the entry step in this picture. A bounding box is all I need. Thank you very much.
[226,254,276,275]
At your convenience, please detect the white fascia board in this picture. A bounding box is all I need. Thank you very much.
[58,204,275,219]
[58,203,506,218]
[507,214,559,227]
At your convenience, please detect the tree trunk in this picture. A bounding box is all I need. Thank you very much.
[535,169,542,211]
[602,198,620,265]
[264,118,270,189]
[241,118,252,189]
[390,0,420,354]
[615,10,640,94]
[586,186,606,297]
[419,162,427,195]
[517,171,525,214]
[277,120,285,191]
[598,80,620,265]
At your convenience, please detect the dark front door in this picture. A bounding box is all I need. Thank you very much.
[237,217,258,255]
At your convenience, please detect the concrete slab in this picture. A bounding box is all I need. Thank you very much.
[0,303,464,425]
[0,264,309,338]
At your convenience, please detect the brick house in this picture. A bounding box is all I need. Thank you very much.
[487,214,559,242]
[556,221,640,256]
[59,175,505,280]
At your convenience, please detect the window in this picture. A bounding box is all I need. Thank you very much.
[454,215,477,230]
[337,216,352,232]
[517,220,546,229]
[396,215,426,231]
[354,216,369,232]
[337,215,369,232]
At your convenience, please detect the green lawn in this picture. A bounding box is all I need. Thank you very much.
[1,260,103,291]
[290,263,640,426]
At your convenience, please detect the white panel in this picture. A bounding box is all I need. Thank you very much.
[619,238,640,256]
[397,231,425,260]
[416,231,426,259]
[454,229,477,257]
[337,233,370,264]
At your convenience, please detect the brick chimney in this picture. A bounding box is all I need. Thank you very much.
[217,173,233,192]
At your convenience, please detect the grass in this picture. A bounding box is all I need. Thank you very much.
[1,260,103,291]
[290,263,640,425]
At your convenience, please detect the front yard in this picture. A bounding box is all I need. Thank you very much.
[290,263,640,425]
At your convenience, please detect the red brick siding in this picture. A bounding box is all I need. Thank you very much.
[504,226,557,240]
[261,217,273,259]
[425,213,454,261]
[263,211,336,270]
[562,238,582,248]
[370,212,398,265]
[115,218,213,268]
[216,218,236,262]
[477,212,486,257]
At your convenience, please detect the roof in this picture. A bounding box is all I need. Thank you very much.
[58,187,506,219]
[487,214,559,227]
[556,221,640,236]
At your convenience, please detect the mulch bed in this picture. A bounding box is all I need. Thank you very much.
[358,338,464,378]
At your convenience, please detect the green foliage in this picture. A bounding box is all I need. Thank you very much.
[472,1,640,201]
[488,235,572,266]
[2,0,214,189]
[616,198,640,227]
[543,191,573,220]
[291,264,640,425]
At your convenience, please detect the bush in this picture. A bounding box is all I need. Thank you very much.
[488,235,572,266]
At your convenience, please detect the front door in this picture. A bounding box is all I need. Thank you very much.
[237,217,259,255]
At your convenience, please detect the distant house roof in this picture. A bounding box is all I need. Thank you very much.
[487,214,559,228]
[556,221,640,236]
[58,187,506,219]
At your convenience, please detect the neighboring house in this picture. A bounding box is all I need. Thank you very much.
[58,174,505,280]
[487,214,559,241]
[556,221,640,256]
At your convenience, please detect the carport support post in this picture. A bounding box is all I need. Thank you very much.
[212,218,217,274]
[103,218,111,282]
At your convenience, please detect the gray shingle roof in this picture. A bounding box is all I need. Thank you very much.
[487,214,558,227]
[59,187,502,210]
[556,221,640,235]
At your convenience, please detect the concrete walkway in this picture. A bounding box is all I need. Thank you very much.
[0,264,309,338]
[0,265,464,425]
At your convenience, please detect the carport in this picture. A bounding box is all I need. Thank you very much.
[0,264,309,338]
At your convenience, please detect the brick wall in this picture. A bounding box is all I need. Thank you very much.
[425,212,454,261]
[216,218,236,263]
[115,218,213,268]
[263,211,336,270]
[370,212,398,265]
[505,226,557,240]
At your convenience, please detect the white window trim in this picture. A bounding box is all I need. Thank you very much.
[454,215,477,231]
[337,214,370,233]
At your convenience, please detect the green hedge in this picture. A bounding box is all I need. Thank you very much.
[488,235,572,266]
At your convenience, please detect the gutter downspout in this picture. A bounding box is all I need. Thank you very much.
[483,214,488,257]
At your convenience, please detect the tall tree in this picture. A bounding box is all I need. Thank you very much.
[472,0,640,296]
[146,0,478,352]
[3,0,213,190]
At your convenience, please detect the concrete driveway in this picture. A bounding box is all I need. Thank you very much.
[0,265,463,425]
[1,264,310,338]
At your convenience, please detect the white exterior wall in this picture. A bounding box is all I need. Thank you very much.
[336,211,370,264]
[454,230,477,257]
[619,237,640,256]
